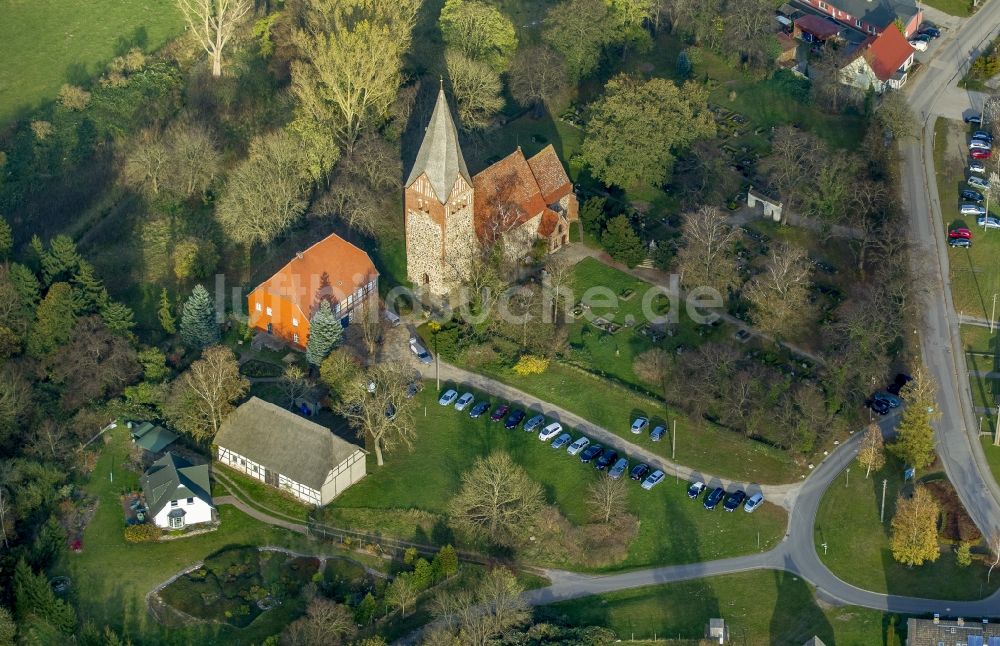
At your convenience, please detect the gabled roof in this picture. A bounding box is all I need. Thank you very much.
[856,24,914,81]
[472,148,547,242]
[828,0,919,29]
[249,233,378,315]
[794,14,841,40]
[538,209,562,237]
[526,145,572,205]
[405,87,472,202]
[215,397,364,491]
[140,453,213,518]
[131,422,178,453]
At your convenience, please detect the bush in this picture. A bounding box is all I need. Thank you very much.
[124,523,161,543]
[513,355,549,375]
[58,85,92,111]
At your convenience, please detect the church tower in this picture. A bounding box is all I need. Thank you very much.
[403,86,477,298]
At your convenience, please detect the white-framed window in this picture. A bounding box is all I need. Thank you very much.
[169,515,184,529]
[255,302,262,312]
[818,1,827,9]
[292,317,299,327]
[334,302,341,314]
[252,464,258,473]
[855,19,862,28]
[347,294,354,307]
[293,333,299,343]
[266,306,272,316]
[170,500,178,507]
[187,497,194,505]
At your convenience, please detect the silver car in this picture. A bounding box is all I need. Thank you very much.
[454,392,474,411]
[744,493,765,513]
[650,426,666,441]
[969,176,991,190]
[550,433,572,450]
[539,422,563,442]
[608,457,629,479]
[960,203,987,216]
[970,161,986,174]
[567,436,590,456]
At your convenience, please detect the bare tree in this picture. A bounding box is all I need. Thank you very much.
[312,176,381,237]
[335,361,414,466]
[357,294,384,362]
[542,251,574,321]
[588,475,628,524]
[281,597,355,646]
[857,422,886,478]
[175,0,252,77]
[343,133,401,191]
[449,451,543,546]
[385,574,418,616]
[279,364,312,408]
[165,346,249,441]
[759,126,822,218]
[445,50,504,131]
[433,567,528,646]
[508,45,570,115]
[163,119,222,197]
[122,132,169,196]
[848,180,889,276]
[989,532,1000,583]
[673,206,741,294]
[743,243,814,338]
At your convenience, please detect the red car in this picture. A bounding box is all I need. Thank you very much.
[949,227,973,240]
[489,404,510,422]
[971,149,992,159]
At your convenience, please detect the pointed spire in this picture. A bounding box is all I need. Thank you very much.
[405,85,471,203]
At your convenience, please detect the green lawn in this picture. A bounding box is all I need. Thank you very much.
[982,437,1000,488]
[814,455,999,600]
[324,386,788,573]
[923,0,973,16]
[0,0,184,123]
[212,463,312,523]
[536,571,897,645]
[962,324,998,354]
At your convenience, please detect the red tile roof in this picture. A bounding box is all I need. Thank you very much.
[538,208,561,237]
[249,233,378,315]
[473,148,547,242]
[860,24,914,81]
[794,14,841,40]
[526,145,572,205]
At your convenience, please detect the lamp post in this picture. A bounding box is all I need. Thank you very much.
[429,321,441,391]
[993,293,998,333]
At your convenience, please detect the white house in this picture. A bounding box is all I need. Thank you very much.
[140,453,215,530]
[839,24,915,94]
[214,397,367,506]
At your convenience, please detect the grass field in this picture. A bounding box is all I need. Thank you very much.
[814,455,999,600]
[211,463,312,523]
[536,571,897,645]
[0,0,184,124]
[324,386,788,573]
[923,0,973,16]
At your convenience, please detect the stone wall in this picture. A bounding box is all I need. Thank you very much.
[502,213,542,263]
[405,208,446,295]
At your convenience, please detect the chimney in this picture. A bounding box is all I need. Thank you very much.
[984,618,990,624]
[958,618,965,627]
[296,251,304,260]
[933,614,940,624]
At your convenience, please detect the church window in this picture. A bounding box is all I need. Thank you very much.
[255,302,261,312]
[266,306,272,316]
[292,317,298,327]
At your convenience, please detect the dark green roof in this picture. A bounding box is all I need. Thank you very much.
[140,453,212,518]
[131,423,178,453]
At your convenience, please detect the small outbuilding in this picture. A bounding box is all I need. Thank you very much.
[214,397,367,506]
[130,421,178,454]
[140,453,214,530]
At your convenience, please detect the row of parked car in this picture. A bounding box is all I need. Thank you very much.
[907,23,940,52]
[437,388,766,513]
[865,373,910,415]
[954,125,994,245]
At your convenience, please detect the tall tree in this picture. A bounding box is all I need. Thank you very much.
[440,0,517,72]
[100,300,137,336]
[385,574,418,616]
[163,119,222,197]
[291,0,418,153]
[174,0,252,77]
[27,282,76,358]
[673,206,741,295]
[509,46,569,114]
[857,423,886,479]
[46,316,141,412]
[601,215,645,267]
[543,0,611,82]
[588,474,628,524]
[582,75,714,188]
[165,346,248,441]
[0,216,11,260]
[445,50,504,131]
[433,567,529,645]
[305,300,344,366]
[356,295,383,361]
[335,361,415,466]
[279,364,312,407]
[281,597,355,646]
[13,559,76,638]
[743,243,814,338]
[71,261,108,315]
[891,366,938,471]
[448,451,543,546]
[39,235,80,286]
[319,350,362,404]
[180,285,220,348]
[215,130,311,247]
[889,486,940,567]
[158,288,177,335]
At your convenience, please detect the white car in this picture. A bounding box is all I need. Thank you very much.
[969,176,991,190]
[630,417,649,434]
[551,433,573,450]
[908,39,927,51]
[970,161,986,174]
[961,203,987,216]
[454,392,474,411]
[979,215,1000,229]
[641,469,665,490]
[567,436,590,455]
[539,422,563,442]
[744,493,765,513]
[409,337,432,364]
[438,389,458,406]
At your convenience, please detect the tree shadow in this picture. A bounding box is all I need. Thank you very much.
[114,26,149,56]
[769,565,835,644]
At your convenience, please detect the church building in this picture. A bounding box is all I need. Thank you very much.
[403,87,577,298]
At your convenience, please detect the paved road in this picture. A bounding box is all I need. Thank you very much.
[898,0,1000,540]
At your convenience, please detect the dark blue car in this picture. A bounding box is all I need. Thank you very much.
[469,402,490,418]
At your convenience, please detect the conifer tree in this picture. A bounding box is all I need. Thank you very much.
[13,559,76,636]
[891,367,938,472]
[101,300,136,335]
[305,300,343,366]
[40,235,80,285]
[27,283,77,357]
[8,263,40,310]
[180,285,219,348]
[71,261,108,314]
[0,216,11,259]
[158,288,177,335]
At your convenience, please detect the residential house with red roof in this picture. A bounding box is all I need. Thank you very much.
[796,0,921,38]
[403,87,577,297]
[839,24,915,94]
[247,233,378,349]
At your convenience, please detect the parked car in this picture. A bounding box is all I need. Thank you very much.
[744,493,765,513]
[551,433,572,450]
[469,401,490,418]
[973,130,993,141]
[969,139,992,151]
[949,237,972,248]
[971,148,993,160]
[630,417,649,434]
[868,398,890,415]
[970,161,987,174]
[595,450,619,471]
[504,409,525,429]
[438,389,458,406]
[962,189,985,202]
[960,203,987,216]
[405,382,423,399]
[650,426,666,442]
[949,227,973,239]
[873,391,902,408]
[580,444,604,463]
[539,422,563,442]
[409,337,432,364]
[454,392,474,411]
[524,414,546,433]
[490,404,510,422]
[704,487,726,510]
[966,113,983,124]
[609,458,629,480]
[641,469,665,490]
[567,436,591,456]
[919,26,941,39]
[723,490,747,512]
[687,481,707,499]
[908,39,927,51]
[911,33,931,43]
[630,463,651,481]
[965,175,990,191]
[979,215,1000,229]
